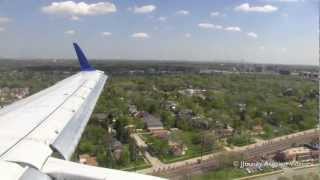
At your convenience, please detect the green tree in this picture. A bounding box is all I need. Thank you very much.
[114,117,129,143]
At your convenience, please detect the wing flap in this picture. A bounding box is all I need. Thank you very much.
[0,73,85,157]
[0,160,27,180]
[42,157,166,180]
[2,140,52,169]
[51,72,107,160]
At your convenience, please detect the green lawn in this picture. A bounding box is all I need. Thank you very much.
[142,131,221,163]
[161,147,216,164]
[121,163,152,171]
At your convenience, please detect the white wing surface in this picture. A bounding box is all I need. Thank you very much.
[0,43,165,180]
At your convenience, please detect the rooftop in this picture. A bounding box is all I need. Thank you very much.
[143,112,163,129]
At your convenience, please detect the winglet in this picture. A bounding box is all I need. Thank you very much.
[73,43,95,71]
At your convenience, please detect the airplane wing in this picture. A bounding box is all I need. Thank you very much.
[0,43,165,180]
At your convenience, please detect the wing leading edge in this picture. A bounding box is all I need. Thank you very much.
[0,44,166,180]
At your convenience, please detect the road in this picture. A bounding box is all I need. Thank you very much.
[131,133,164,167]
[136,128,319,175]
[237,164,320,180]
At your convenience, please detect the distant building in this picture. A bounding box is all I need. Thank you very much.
[278,69,291,75]
[178,89,206,99]
[299,71,319,79]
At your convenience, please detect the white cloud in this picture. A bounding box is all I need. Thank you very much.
[225,26,241,32]
[185,33,191,38]
[235,3,278,13]
[64,30,75,35]
[42,1,117,16]
[133,5,156,14]
[176,10,190,15]
[210,12,220,17]
[0,17,11,24]
[131,32,150,39]
[101,32,112,37]
[198,23,223,30]
[247,32,258,38]
[158,16,167,22]
[0,17,10,32]
[259,46,265,51]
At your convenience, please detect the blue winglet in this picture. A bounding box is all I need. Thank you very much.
[73,43,95,71]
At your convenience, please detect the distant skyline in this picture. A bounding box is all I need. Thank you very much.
[0,0,318,65]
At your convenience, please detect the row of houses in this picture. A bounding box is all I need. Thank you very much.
[129,104,189,156]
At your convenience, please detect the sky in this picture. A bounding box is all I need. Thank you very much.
[0,0,318,65]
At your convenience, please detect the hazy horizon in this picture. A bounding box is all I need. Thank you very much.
[0,0,318,65]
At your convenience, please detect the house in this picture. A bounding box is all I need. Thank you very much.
[142,112,168,138]
[134,111,145,118]
[169,140,187,156]
[252,125,264,135]
[179,89,206,99]
[111,139,123,160]
[177,109,194,121]
[176,109,211,129]
[214,125,234,138]
[163,101,178,112]
[143,112,163,130]
[79,154,98,166]
[274,147,314,162]
[190,116,210,130]
[128,105,138,115]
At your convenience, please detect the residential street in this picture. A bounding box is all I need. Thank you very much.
[137,128,319,175]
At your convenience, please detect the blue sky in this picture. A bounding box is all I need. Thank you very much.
[0,0,318,65]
